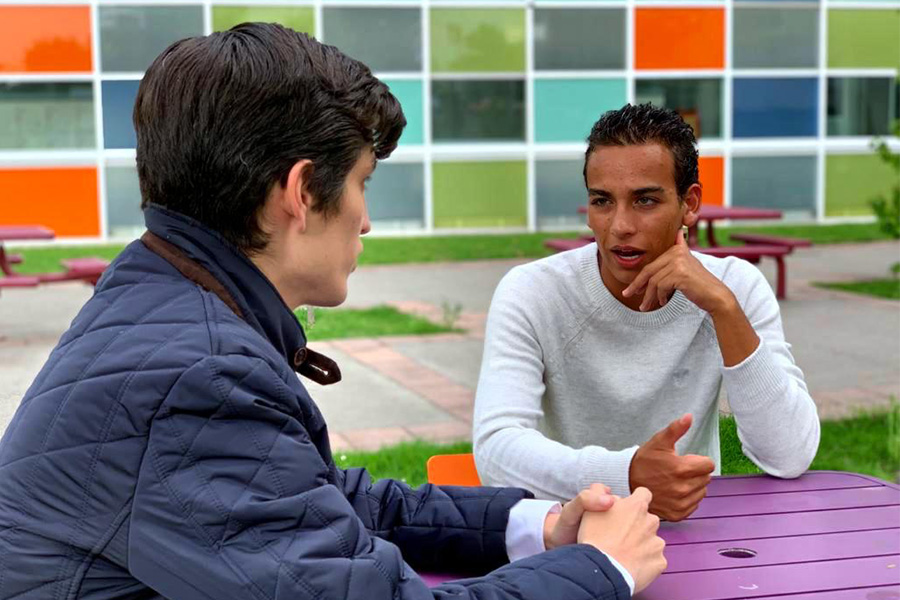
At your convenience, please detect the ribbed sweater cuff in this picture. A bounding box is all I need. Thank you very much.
[577,445,640,499]
[722,341,788,413]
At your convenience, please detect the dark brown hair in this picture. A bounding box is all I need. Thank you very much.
[134,22,405,251]
[584,103,699,197]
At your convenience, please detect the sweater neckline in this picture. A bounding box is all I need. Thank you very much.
[577,242,692,327]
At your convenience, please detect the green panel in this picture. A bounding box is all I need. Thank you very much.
[431,9,525,73]
[826,154,898,217]
[433,161,527,228]
[212,6,315,34]
[383,79,423,145]
[534,79,626,142]
[827,9,900,70]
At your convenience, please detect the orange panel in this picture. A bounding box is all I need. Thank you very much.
[699,156,724,207]
[635,9,725,70]
[0,6,92,73]
[0,168,99,237]
[427,454,482,486]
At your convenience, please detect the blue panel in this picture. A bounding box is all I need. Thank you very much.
[733,78,818,138]
[101,80,140,149]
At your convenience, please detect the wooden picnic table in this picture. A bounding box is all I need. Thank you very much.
[0,225,108,289]
[689,206,782,248]
[0,225,54,276]
[422,471,900,598]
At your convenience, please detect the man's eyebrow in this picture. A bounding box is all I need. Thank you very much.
[587,188,610,196]
[631,186,665,195]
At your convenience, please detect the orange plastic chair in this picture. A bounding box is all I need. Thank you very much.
[426,453,482,487]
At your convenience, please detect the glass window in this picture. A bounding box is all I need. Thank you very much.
[826,154,897,217]
[433,161,527,229]
[732,78,818,138]
[533,9,625,70]
[367,162,424,231]
[100,6,204,73]
[431,9,525,73]
[0,6,92,73]
[323,8,421,72]
[0,83,94,149]
[635,9,725,70]
[828,9,900,70]
[733,7,818,68]
[534,79,626,142]
[0,167,99,237]
[732,156,817,218]
[827,78,898,137]
[432,80,525,142]
[213,6,314,35]
[383,80,424,146]
[536,160,587,228]
[636,79,723,139]
[101,80,140,149]
[106,165,145,238]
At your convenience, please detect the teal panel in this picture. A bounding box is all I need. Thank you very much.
[383,79,424,146]
[534,79,627,143]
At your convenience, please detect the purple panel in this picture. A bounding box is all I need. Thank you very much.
[664,529,900,573]
[638,556,900,600]
[752,586,900,600]
[661,506,900,545]
[706,472,895,497]
[691,486,899,519]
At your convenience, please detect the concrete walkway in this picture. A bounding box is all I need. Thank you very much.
[2,241,899,451]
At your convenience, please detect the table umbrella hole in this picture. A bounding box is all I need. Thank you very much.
[717,548,757,559]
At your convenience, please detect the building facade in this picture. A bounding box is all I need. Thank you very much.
[0,0,898,241]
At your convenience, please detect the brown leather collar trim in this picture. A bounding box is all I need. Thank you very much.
[141,230,341,386]
[142,231,245,319]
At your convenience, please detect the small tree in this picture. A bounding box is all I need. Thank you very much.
[869,119,900,240]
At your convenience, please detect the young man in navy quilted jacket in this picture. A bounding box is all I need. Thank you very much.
[0,23,665,600]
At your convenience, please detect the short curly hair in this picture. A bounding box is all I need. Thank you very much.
[584,103,699,198]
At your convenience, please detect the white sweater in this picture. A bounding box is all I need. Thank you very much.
[473,242,820,501]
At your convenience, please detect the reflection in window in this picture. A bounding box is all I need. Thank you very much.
[0,6,92,73]
[323,8,421,72]
[431,9,525,73]
[432,80,525,142]
[533,9,625,70]
[0,83,94,149]
[636,79,722,139]
[100,6,203,72]
[827,78,898,137]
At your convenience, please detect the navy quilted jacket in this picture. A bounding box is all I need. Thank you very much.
[0,205,628,600]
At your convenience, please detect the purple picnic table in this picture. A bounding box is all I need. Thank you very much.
[421,471,900,599]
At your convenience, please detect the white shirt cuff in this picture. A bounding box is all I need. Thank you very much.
[505,499,636,596]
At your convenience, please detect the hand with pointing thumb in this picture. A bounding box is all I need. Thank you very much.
[629,414,715,522]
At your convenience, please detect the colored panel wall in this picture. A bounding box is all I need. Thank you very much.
[533,9,626,70]
[105,165,144,238]
[366,162,425,230]
[101,80,141,149]
[733,78,818,138]
[0,168,99,237]
[0,83,95,149]
[828,9,900,70]
[732,156,817,216]
[432,80,525,141]
[733,7,819,68]
[535,160,588,227]
[826,154,898,217]
[323,8,420,72]
[534,79,627,142]
[431,9,526,72]
[635,9,725,70]
[433,161,527,228]
[212,6,315,34]
[384,80,424,146]
[0,6,92,73]
[698,156,724,207]
[636,79,722,139]
[827,78,898,137]
[100,6,204,72]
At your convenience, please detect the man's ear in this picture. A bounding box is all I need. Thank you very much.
[283,159,315,232]
[681,182,702,228]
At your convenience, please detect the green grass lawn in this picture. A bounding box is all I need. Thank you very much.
[10,222,892,273]
[814,278,900,300]
[337,408,900,487]
[295,305,458,340]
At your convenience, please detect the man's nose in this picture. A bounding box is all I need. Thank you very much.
[609,206,636,237]
[360,203,372,236]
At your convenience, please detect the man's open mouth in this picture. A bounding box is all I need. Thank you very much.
[611,247,645,259]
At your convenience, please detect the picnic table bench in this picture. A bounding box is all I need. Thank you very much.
[0,226,110,291]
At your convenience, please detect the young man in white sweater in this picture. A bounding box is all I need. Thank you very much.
[473,104,820,522]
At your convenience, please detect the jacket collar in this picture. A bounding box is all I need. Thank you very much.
[143,204,308,363]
